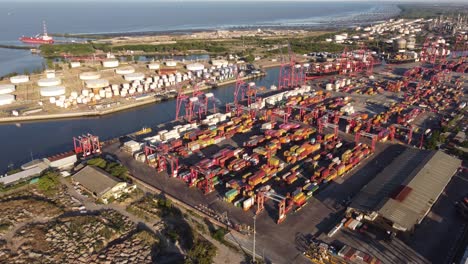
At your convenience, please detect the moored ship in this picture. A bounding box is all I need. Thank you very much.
[19,21,54,44]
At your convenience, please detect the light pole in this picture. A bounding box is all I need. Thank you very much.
[252,214,256,264]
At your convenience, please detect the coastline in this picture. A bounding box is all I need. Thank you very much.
[0,72,266,124]
[49,5,401,39]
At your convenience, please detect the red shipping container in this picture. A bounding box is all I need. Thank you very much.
[321,168,330,178]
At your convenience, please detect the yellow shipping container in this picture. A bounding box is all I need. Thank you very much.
[324,134,334,141]
[269,157,280,167]
[313,154,321,161]
[293,192,305,202]
[296,147,306,154]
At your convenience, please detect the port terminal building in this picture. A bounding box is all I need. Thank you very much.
[348,149,462,232]
[72,166,135,203]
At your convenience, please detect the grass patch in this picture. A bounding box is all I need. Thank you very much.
[37,171,61,196]
[0,222,12,232]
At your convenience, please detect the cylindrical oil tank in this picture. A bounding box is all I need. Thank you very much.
[0,84,15,95]
[0,94,15,105]
[70,61,81,68]
[124,72,145,81]
[165,61,177,67]
[38,78,61,87]
[85,79,109,89]
[10,75,29,84]
[186,63,205,71]
[115,66,135,75]
[148,63,160,70]
[40,86,66,97]
[79,72,101,80]
[102,59,119,68]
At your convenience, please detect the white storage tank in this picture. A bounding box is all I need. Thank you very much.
[70,61,81,68]
[10,75,29,84]
[211,59,228,67]
[79,72,101,80]
[186,63,205,71]
[99,89,106,98]
[148,63,160,70]
[49,97,56,104]
[102,59,119,68]
[38,78,61,87]
[115,66,135,75]
[0,94,15,105]
[124,72,145,81]
[40,86,66,97]
[165,61,177,67]
[82,89,90,96]
[0,84,15,95]
[85,79,109,89]
[45,70,56,78]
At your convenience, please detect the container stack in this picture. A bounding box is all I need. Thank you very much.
[122,140,142,155]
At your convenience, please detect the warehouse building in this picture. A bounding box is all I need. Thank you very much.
[348,149,461,232]
[72,166,135,204]
[45,151,77,169]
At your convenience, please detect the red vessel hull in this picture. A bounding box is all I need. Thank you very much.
[19,37,54,44]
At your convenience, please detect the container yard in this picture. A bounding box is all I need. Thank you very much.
[3,16,466,262]
[92,34,467,262]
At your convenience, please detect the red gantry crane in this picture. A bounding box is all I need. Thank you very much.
[278,42,306,89]
[73,133,101,158]
[389,124,413,145]
[176,82,217,123]
[256,190,289,224]
[318,117,339,138]
[354,131,377,152]
[144,144,179,178]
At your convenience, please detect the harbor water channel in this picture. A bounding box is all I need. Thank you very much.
[0,67,280,173]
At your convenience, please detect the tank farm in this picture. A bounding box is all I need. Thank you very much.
[73,42,466,226]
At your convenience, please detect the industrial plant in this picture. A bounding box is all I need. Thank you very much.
[0,8,467,264]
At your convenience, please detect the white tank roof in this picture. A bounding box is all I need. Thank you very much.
[102,59,119,68]
[147,63,160,70]
[0,94,15,105]
[40,86,66,97]
[70,61,81,68]
[10,75,29,84]
[37,78,61,87]
[211,59,229,67]
[165,61,177,67]
[115,66,135,75]
[124,72,145,81]
[79,72,101,80]
[0,84,15,95]
[186,63,205,71]
[85,79,109,89]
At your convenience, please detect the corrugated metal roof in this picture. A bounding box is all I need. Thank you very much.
[0,166,45,185]
[350,148,428,212]
[72,166,121,197]
[350,149,461,230]
[379,151,461,230]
